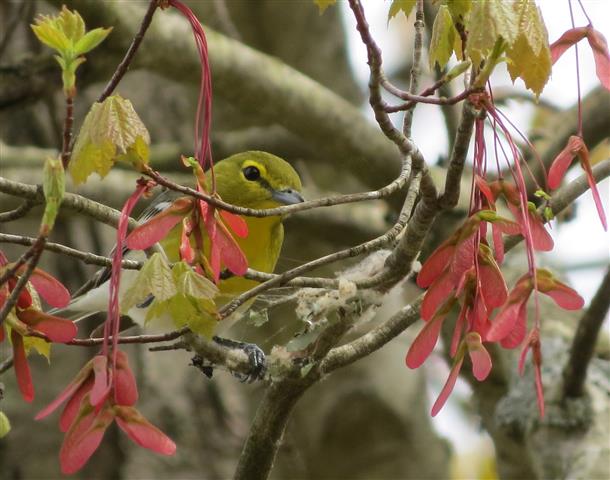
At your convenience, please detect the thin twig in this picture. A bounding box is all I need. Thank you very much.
[218,182,417,319]
[321,295,423,373]
[0,232,343,289]
[562,266,610,398]
[402,0,425,138]
[0,200,36,222]
[97,0,160,103]
[0,357,13,375]
[0,242,44,325]
[504,160,610,253]
[0,176,139,230]
[438,102,477,209]
[142,161,410,218]
[67,326,189,347]
[384,87,473,113]
[61,96,73,168]
[0,233,141,270]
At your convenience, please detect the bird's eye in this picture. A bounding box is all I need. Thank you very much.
[243,166,260,181]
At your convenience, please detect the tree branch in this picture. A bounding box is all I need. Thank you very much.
[403,0,425,138]
[97,0,159,103]
[562,266,610,399]
[142,156,410,218]
[0,200,36,222]
[234,308,355,480]
[321,295,422,373]
[0,176,139,230]
[504,159,610,253]
[0,233,141,270]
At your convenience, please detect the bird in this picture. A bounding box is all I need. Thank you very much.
[53,151,304,378]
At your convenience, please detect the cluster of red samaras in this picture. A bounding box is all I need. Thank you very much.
[36,351,176,474]
[407,21,609,418]
[0,250,175,475]
[406,181,584,416]
[0,251,74,402]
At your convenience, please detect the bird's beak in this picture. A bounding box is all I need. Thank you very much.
[272,188,305,205]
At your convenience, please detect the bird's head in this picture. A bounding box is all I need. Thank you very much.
[212,151,304,209]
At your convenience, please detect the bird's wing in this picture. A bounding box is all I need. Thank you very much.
[73,189,177,296]
[54,189,178,321]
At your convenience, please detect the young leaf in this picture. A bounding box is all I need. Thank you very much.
[73,27,112,56]
[121,253,176,313]
[167,294,217,338]
[388,0,416,21]
[31,16,71,52]
[177,267,219,300]
[506,0,552,96]
[466,0,518,64]
[429,5,457,70]
[54,6,86,43]
[70,95,150,185]
[445,0,472,22]
[22,334,51,361]
[30,7,110,94]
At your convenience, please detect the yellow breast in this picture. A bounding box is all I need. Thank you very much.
[160,214,284,301]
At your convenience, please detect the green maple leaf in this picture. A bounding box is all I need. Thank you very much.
[131,260,219,336]
[121,253,176,313]
[23,333,52,361]
[506,0,551,97]
[388,0,417,21]
[70,95,150,185]
[429,5,458,69]
[466,0,518,65]
[167,294,217,338]
[444,0,472,22]
[31,6,111,93]
[507,35,551,97]
[176,268,218,300]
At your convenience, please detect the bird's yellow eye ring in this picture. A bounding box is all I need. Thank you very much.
[243,166,261,181]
